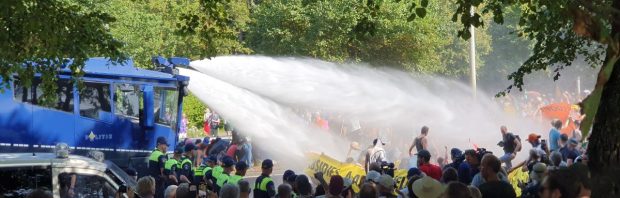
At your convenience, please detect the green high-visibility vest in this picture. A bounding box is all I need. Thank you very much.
[216,173,230,187]
[149,150,164,161]
[256,176,273,191]
[212,166,223,178]
[227,175,243,185]
[164,159,178,171]
[194,165,209,177]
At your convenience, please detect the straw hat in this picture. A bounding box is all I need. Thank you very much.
[413,176,444,198]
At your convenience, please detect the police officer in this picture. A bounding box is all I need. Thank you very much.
[164,147,183,186]
[149,136,169,198]
[253,159,276,198]
[202,155,218,191]
[179,143,196,185]
[227,161,248,185]
[215,156,235,194]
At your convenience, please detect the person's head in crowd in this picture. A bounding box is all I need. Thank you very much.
[441,167,458,184]
[416,149,431,165]
[238,180,251,198]
[464,149,480,167]
[444,181,472,198]
[372,138,385,147]
[366,170,381,183]
[359,182,379,198]
[560,134,569,145]
[183,143,196,158]
[235,161,248,176]
[571,163,592,197]
[468,186,482,198]
[126,167,138,181]
[164,185,178,198]
[156,136,169,153]
[407,167,424,179]
[295,175,313,196]
[277,184,293,198]
[412,176,444,198]
[374,174,395,196]
[552,119,562,129]
[437,157,445,167]
[328,175,345,197]
[283,170,296,185]
[137,176,156,198]
[406,175,423,198]
[205,155,217,167]
[222,156,235,174]
[530,163,547,183]
[500,125,508,135]
[27,189,52,198]
[220,183,240,198]
[550,151,564,167]
[262,159,274,175]
[480,154,501,181]
[541,169,581,198]
[421,126,429,136]
[194,139,202,146]
[369,162,382,173]
[175,183,190,198]
[568,138,579,149]
[527,133,542,146]
[450,148,464,162]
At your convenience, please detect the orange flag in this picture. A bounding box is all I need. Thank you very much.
[540,102,572,122]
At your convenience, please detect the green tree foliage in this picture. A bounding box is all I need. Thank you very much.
[0,0,125,106]
[246,0,491,76]
[182,93,207,129]
[452,0,620,195]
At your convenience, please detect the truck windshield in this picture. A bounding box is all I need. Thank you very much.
[154,88,178,129]
[104,161,137,190]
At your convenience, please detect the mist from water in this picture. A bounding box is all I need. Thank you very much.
[178,68,348,169]
[188,55,546,162]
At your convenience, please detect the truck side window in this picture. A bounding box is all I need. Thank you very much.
[154,88,179,128]
[0,166,52,197]
[34,78,74,112]
[115,84,141,118]
[59,173,116,198]
[79,82,111,119]
[13,78,32,103]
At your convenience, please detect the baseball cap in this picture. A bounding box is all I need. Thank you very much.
[412,176,444,198]
[531,163,547,181]
[174,147,184,154]
[343,178,353,189]
[206,155,218,163]
[416,149,431,160]
[569,138,579,145]
[450,148,463,159]
[528,133,542,142]
[262,159,274,169]
[184,143,196,152]
[235,161,248,170]
[222,157,235,167]
[374,175,395,190]
[365,171,381,182]
[156,136,169,146]
[407,167,423,178]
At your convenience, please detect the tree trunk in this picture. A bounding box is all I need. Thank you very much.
[588,1,620,194]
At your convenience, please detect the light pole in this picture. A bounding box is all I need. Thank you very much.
[469,6,477,98]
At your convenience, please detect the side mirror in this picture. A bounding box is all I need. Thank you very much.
[142,85,154,128]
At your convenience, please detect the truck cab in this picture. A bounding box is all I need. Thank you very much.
[0,57,189,176]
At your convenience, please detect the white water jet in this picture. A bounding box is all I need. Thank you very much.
[189,55,546,161]
[178,68,347,168]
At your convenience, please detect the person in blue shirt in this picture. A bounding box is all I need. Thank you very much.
[444,148,472,184]
[549,119,563,151]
